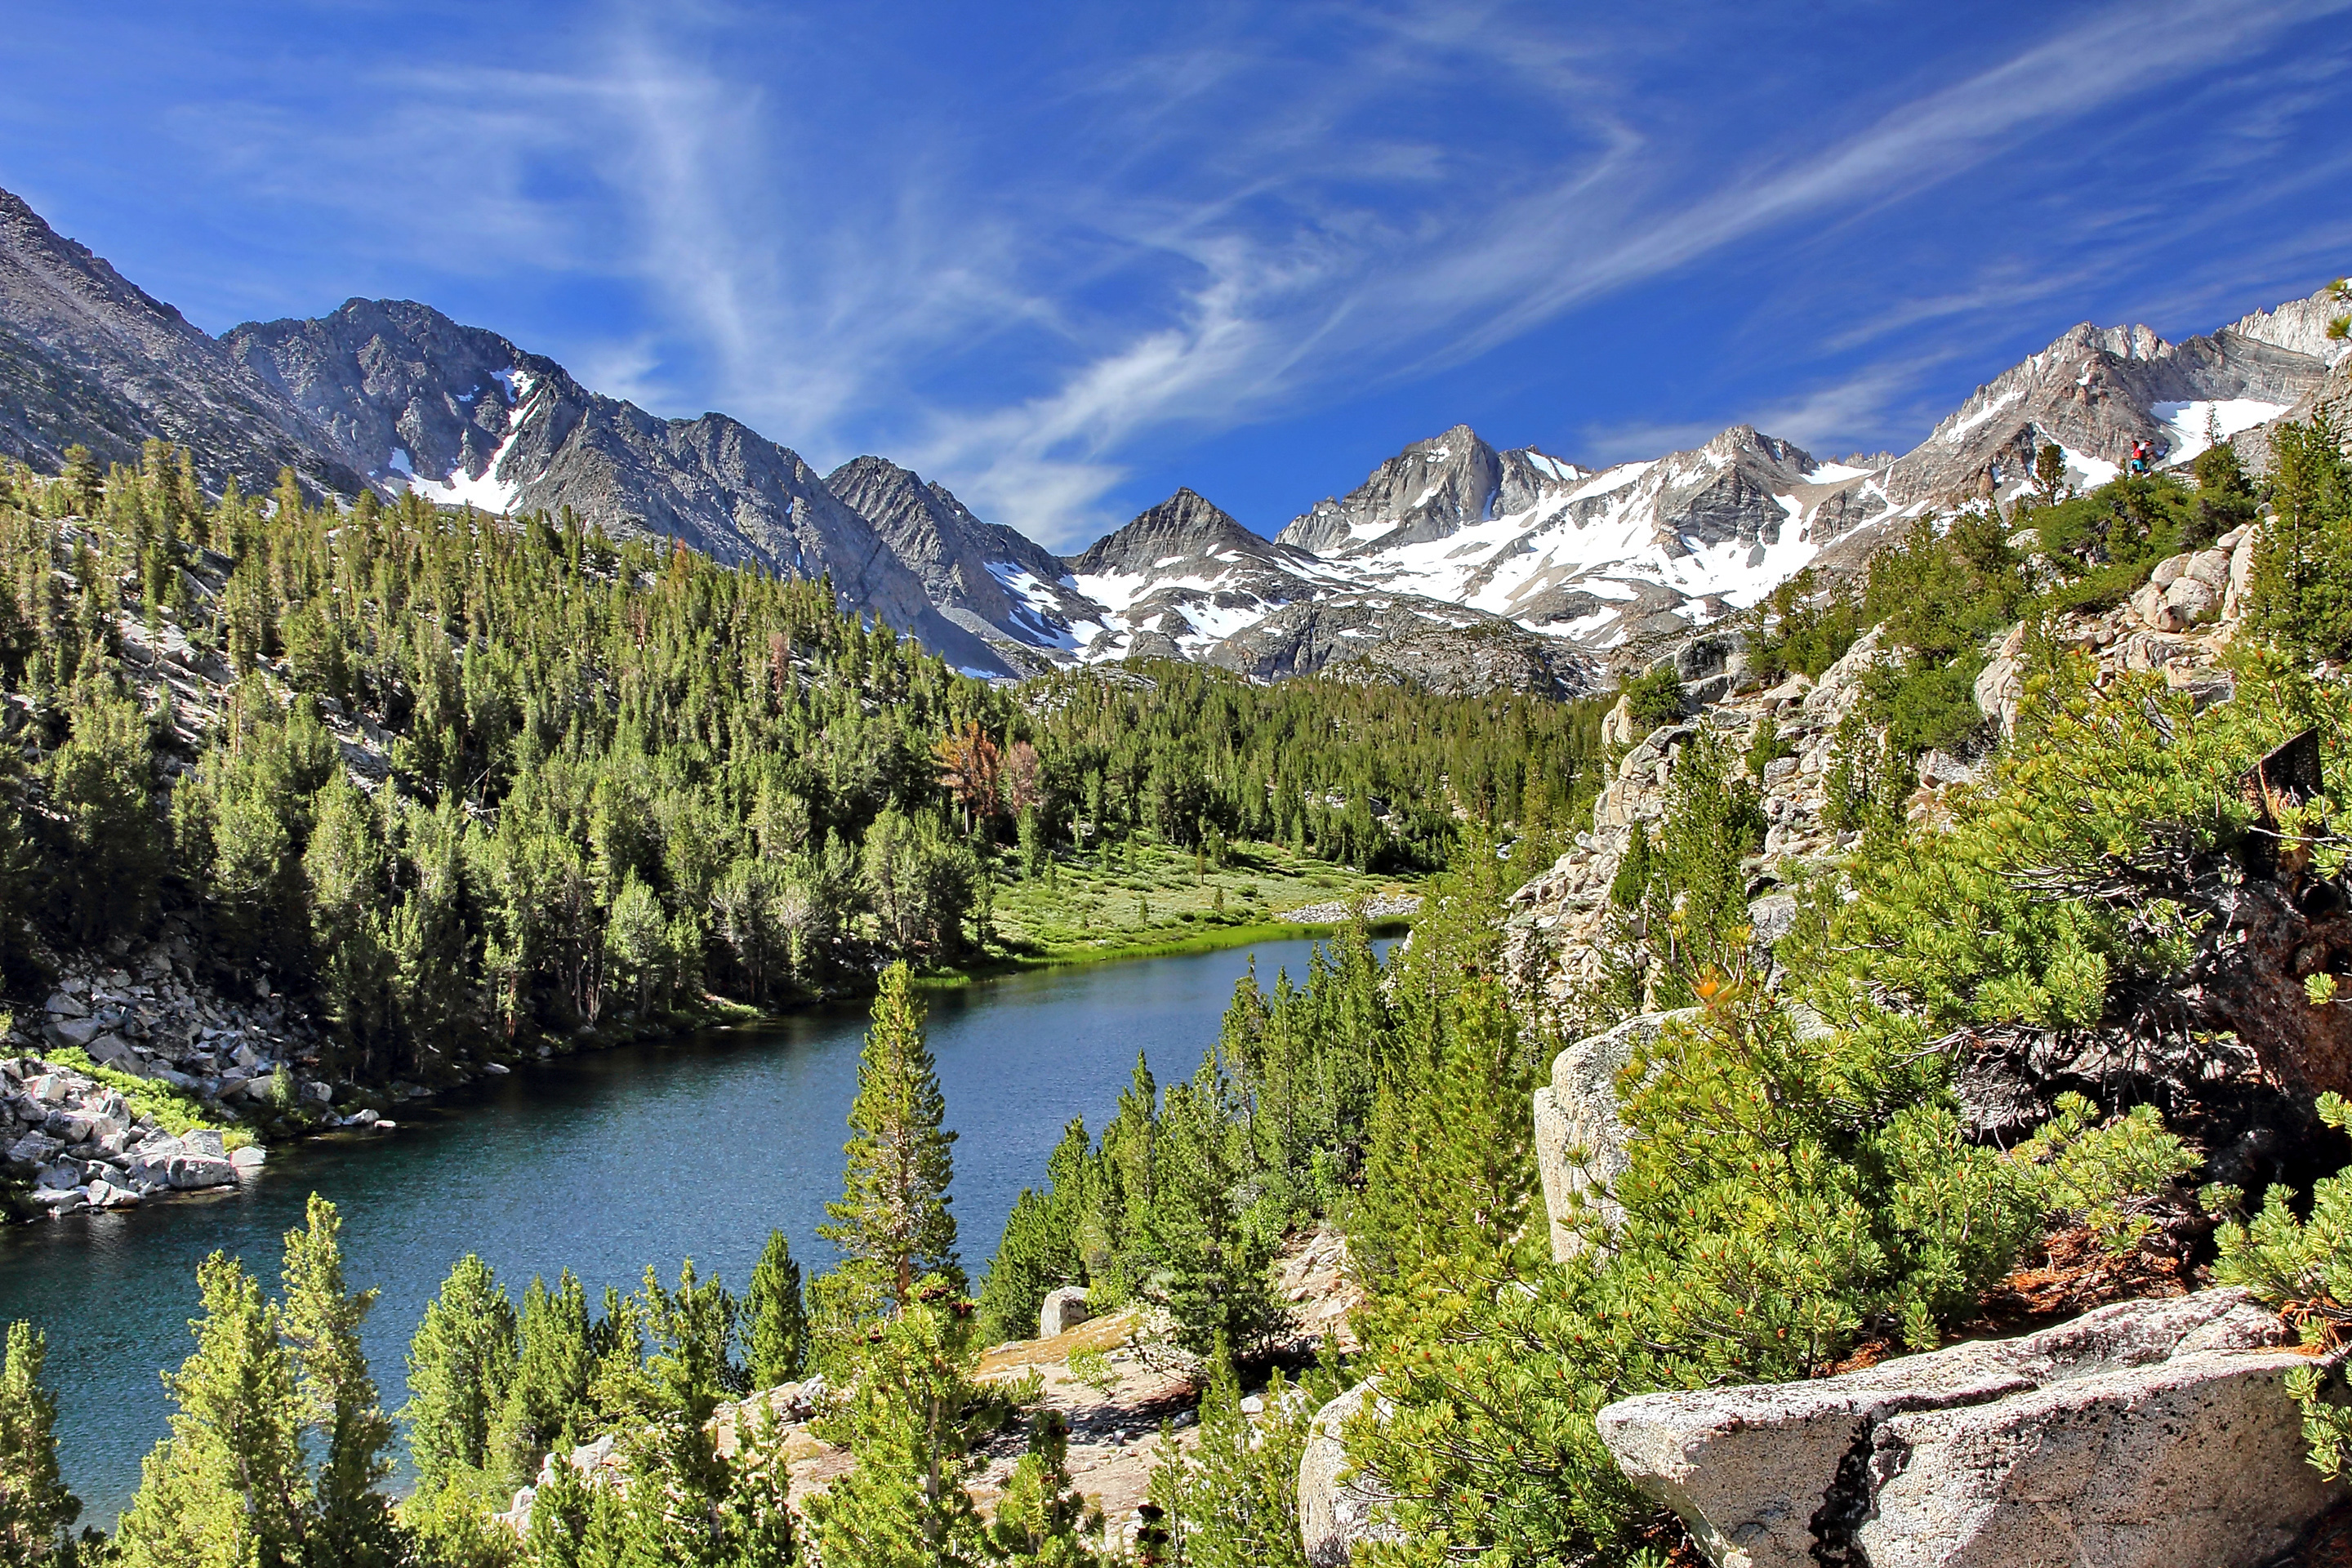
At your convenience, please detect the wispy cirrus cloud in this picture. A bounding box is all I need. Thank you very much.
[42,0,2352,547]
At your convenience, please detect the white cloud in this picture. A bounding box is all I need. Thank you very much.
[94,0,2352,549]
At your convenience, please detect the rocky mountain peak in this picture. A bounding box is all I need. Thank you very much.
[824,455,1098,666]
[1275,425,1504,556]
[224,298,531,497]
[0,182,364,496]
[1068,488,1284,579]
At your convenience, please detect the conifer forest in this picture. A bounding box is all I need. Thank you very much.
[4,260,2352,1563]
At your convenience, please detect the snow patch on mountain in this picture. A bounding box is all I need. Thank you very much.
[2151,398,2291,465]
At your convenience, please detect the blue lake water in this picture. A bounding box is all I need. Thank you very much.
[0,936,1384,1526]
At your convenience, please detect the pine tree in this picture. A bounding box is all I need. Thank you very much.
[0,1323,78,1568]
[2034,440,2066,506]
[280,1194,403,1567]
[1606,818,1650,909]
[1144,1055,1280,1358]
[805,1302,989,1568]
[742,1231,808,1389]
[57,448,98,519]
[114,1254,305,1568]
[493,1271,596,1486]
[1151,1352,1318,1568]
[42,678,162,942]
[819,962,959,1309]
[403,1255,517,1490]
[988,1410,1101,1566]
[714,1406,799,1568]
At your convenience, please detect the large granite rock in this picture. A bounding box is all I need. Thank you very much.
[1038,1286,1091,1339]
[1595,1288,2334,1568]
[1533,1010,1696,1262]
[1297,1381,1397,1567]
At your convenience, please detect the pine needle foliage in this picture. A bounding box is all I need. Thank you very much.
[742,1232,809,1390]
[118,1199,428,1568]
[0,1324,79,1568]
[820,961,960,1313]
[404,1255,519,1491]
[2216,1090,2352,1480]
[1146,1352,1331,1568]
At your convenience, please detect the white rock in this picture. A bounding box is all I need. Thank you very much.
[1298,1382,1398,1566]
[2166,575,2222,625]
[1039,1285,1092,1339]
[1594,1288,2329,1568]
[1533,1010,1697,1262]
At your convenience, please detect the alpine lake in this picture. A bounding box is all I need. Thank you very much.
[0,934,1393,1526]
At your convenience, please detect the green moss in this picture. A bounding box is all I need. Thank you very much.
[38,1045,228,1138]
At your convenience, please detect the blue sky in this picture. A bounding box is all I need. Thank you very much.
[4,1,2350,549]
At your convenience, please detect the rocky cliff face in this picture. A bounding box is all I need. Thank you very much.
[824,455,1104,666]
[226,300,1013,675]
[0,189,365,497]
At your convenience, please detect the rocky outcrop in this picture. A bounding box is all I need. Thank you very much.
[0,1054,259,1214]
[1039,1286,1092,1339]
[1532,1010,1695,1262]
[1596,1288,2332,1568]
[1297,1381,1397,1568]
[1503,628,1890,1027]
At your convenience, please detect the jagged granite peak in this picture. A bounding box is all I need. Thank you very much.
[226,298,1013,676]
[824,454,1104,657]
[1067,487,1307,579]
[1062,488,1345,665]
[1276,423,1508,556]
[1882,314,2334,510]
[224,299,529,492]
[0,184,365,496]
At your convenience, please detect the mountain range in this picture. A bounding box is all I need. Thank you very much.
[3,182,2346,693]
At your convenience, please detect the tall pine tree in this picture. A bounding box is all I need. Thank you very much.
[0,1323,78,1568]
[403,1255,517,1491]
[742,1231,808,1389]
[114,1254,305,1568]
[281,1195,402,1568]
[819,962,959,1310]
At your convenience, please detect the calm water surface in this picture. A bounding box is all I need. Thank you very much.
[0,936,1385,1525]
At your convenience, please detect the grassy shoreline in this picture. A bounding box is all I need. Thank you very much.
[921,915,1415,987]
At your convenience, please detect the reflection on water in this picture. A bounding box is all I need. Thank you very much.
[0,936,1385,1524]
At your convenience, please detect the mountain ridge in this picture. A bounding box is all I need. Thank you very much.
[1,180,2344,693]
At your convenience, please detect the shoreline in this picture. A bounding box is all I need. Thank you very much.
[3,911,1415,1223]
[921,912,1414,987]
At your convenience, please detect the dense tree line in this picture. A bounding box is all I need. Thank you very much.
[0,445,1601,1094]
[1013,664,1607,875]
